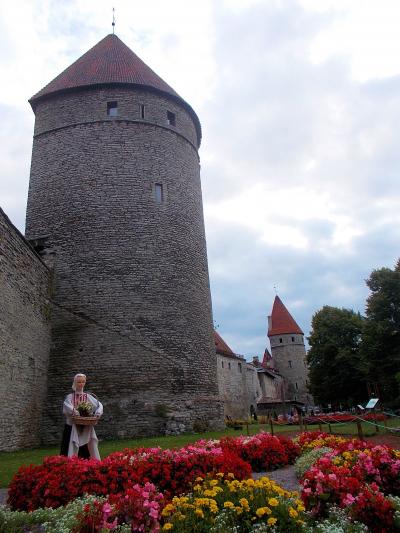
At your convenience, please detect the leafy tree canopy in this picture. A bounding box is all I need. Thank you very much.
[361,259,400,402]
[307,306,365,407]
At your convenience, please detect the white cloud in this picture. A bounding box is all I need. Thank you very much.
[0,0,399,357]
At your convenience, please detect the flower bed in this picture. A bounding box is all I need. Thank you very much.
[8,446,251,511]
[161,473,306,532]
[4,430,400,532]
[219,432,300,472]
[299,432,400,532]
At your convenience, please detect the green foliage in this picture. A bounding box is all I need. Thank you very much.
[361,259,400,402]
[0,494,105,533]
[294,447,333,479]
[307,306,365,406]
[305,506,369,532]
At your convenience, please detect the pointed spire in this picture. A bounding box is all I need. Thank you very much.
[262,347,273,368]
[29,34,201,144]
[267,295,303,336]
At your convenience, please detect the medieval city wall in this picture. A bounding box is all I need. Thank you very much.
[0,208,51,450]
[217,353,250,419]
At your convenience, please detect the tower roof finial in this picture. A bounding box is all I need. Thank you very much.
[112,7,116,34]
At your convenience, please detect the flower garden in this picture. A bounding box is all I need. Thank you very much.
[0,431,399,532]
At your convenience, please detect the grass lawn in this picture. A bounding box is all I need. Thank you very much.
[0,419,397,488]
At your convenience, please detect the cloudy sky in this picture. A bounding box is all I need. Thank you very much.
[1,0,399,359]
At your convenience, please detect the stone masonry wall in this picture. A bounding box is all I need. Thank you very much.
[26,87,224,442]
[0,208,51,450]
[217,353,249,419]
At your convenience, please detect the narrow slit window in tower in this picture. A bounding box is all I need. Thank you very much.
[295,382,298,390]
[288,360,292,368]
[140,104,145,119]
[167,111,176,126]
[238,362,242,373]
[228,362,231,370]
[107,101,118,117]
[291,336,295,342]
[155,183,163,204]
[221,361,224,368]
[279,338,283,343]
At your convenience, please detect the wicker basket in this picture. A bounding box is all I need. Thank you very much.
[72,415,98,426]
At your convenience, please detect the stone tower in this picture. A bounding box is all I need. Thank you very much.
[25,34,223,441]
[267,296,311,405]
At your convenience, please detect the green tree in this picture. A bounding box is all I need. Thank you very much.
[361,259,400,403]
[307,306,366,407]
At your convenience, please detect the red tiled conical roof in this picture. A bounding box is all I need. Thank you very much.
[268,296,303,336]
[213,330,235,357]
[29,34,201,144]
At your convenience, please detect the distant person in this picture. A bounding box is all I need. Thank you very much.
[60,373,103,459]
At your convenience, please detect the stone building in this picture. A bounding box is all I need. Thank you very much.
[0,208,51,450]
[267,295,311,405]
[17,32,223,444]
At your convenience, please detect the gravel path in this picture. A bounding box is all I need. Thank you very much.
[0,488,7,506]
[253,465,300,493]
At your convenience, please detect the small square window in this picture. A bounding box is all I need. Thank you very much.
[167,111,176,126]
[107,102,118,117]
[155,183,163,204]
[140,104,145,119]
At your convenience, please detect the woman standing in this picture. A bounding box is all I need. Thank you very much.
[60,373,103,459]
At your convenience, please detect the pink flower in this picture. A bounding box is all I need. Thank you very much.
[342,493,355,505]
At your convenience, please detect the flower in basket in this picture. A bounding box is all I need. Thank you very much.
[76,401,94,417]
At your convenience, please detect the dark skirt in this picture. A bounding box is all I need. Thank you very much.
[60,424,90,458]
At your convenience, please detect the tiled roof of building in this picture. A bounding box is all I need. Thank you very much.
[29,34,201,144]
[262,347,273,368]
[268,295,303,336]
[214,330,237,357]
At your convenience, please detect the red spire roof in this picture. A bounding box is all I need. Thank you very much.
[262,348,273,368]
[29,34,201,143]
[268,296,303,336]
[213,330,235,357]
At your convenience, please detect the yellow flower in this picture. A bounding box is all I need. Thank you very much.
[163,524,173,531]
[210,479,219,486]
[216,472,224,478]
[235,506,243,515]
[255,506,272,517]
[289,507,298,518]
[267,517,277,526]
[195,477,204,482]
[227,473,235,478]
[195,509,204,518]
[268,498,279,507]
[224,501,235,509]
